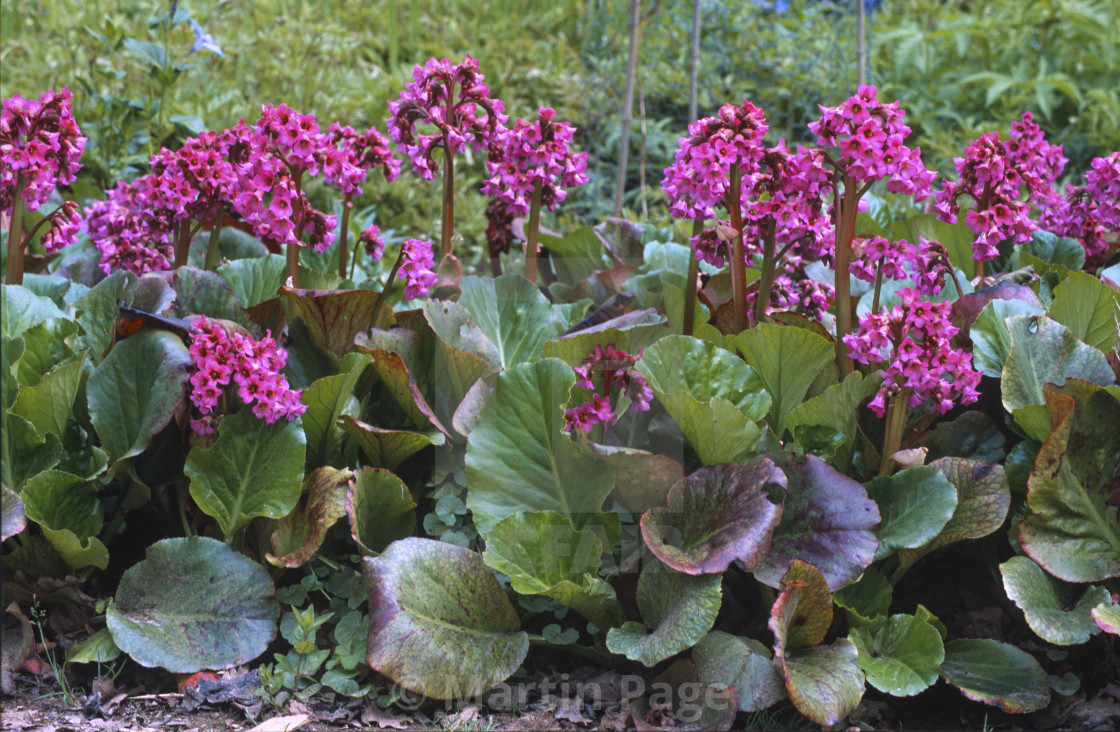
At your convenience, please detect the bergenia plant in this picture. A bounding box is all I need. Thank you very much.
[387,56,507,258]
[935,112,1066,277]
[843,287,981,474]
[1,87,86,285]
[808,84,935,372]
[1040,151,1120,268]
[563,344,653,439]
[482,106,589,283]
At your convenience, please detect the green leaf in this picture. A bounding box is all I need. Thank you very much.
[458,274,565,367]
[1,285,68,339]
[71,271,139,362]
[734,323,835,434]
[899,458,1011,571]
[1002,316,1116,442]
[640,459,786,574]
[266,467,354,568]
[864,466,958,560]
[769,561,863,725]
[1000,556,1109,645]
[10,357,85,441]
[1019,382,1120,582]
[1092,602,1120,635]
[919,411,1006,463]
[67,628,122,665]
[692,631,786,712]
[464,359,614,536]
[217,254,287,309]
[14,318,78,388]
[892,213,977,274]
[849,614,944,696]
[107,537,279,673]
[786,370,881,469]
[170,267,255,331]
[1,485,27,541]
[541,322,669,367]
[354,345,447,435]
[87,330,192,464]
[833,569,893,627]
[753,454,880,591]
[20,470,107,570]
[346,468,416,555]
[0,414,62,492]
[592,445,684,515]
[1048,271,1120,352]
[538,226,610,284]
[363,538,528,699]
[970,299,1046,378]
[185,409,306,541]
[605,562,722,667]
[636,336,769,465]
[301,355,369,467]
[940,639,1049,713]
[483,511,625,630]
[339,417,438,472]
[1012,229,1085,272]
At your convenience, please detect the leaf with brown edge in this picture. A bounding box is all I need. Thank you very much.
[266,467,354,568]
[897,458,1010,572]
[1092,601,1120,635]
[363,538,527,699]
[592,445,685,515]
[769,560,863,725]
[338,416,441,472]
[939,638,1049,713]
[355,343,449,437]
[347,468,417,556]
[640,459,785,575]
[280,287,390,358]
[752,453,879,591]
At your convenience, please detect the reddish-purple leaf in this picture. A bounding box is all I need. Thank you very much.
[280,288,390,358]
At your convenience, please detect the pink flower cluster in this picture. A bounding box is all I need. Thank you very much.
[361,224,386,261]
[662,99,770,219]
[84,179,174,275]
[843,288,980,417]
[809,84,935,199]
[322,121,401,196]
[400,239,438,299]
[740,143,834,262]
[1040,152,1120,267]
[564,344,653,434]
[387,56,507,180]
[1,87,86,214]
[187,317,306,434]
[746,269,834,322]
[481,107,589,215]
[41,200,82,254]
[935,113,1066,260]
[849,235,953,296]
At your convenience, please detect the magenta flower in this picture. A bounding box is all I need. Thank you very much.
[1,87,86,214]
[361,224,386,261]
[1039,151,1120,268]
[386,56,507,181]
[399,239,438,300]
[843,288,980,418]
[187,317,306,434]
[85,178,174,275]
[481,107,589,215]
[564,344,652,435]
[321,122,401,196]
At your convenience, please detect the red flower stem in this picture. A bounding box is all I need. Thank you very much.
[203,206,225,271]
[4,178,26,286]
[174,219,192,269]
[370,245,408,323]
[440,143,455,259]
[682,218,705,336]
[349,234,363,281]
[871,262,884,315]
[878,387,911,476]
[524,186,544,284]
[753,221,778,324]
[287,172,305,288]
[727,163,748,333]
[337,196,353,279]
[833,175,860,376]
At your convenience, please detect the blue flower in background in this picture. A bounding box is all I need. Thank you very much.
[189,17,224,58]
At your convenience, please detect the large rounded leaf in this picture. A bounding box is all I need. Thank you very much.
[864,466,957,561]
[692,631,785,712]
[464,359,614,536]
[280,287,388,358]
[849,614,944,696]
[1048,271,1120,352]
[640,460,785,574]
[592,445,684,514]
[605,562,722,667]
[734,324,835,434]
[185,409,306,541]
[939,639,1049,713]
[753,454,879,591]
[458,274,566,368]
[266,467,353,568]
[363,538,528,699]
[346,468,417,555]
[106,537,279,672]
[1000,556,1108,645]
[19,470,107,571]
[88,329,192,464]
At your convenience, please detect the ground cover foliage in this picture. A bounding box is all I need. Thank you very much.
[2,1,1119,730]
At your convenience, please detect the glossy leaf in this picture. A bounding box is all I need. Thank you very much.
[969,299,1046,378]
[786,370,881,469]
[464,359,614,536]
[346,468,417,555]
[171,267,254,330]
[364,537,528,699]
[185,409,306,541]
[217,254,287,309]
[734,324,834,434]
[833,568,893,627]
[640,460,785,574]
[849,614,944,696]
[1,485,27,541]
[918,411,1006,463]
[281,287,388,358]
[355,343,448,435]
[10,357,85,441]
[692,631,785,712]
[301,355,369,467]
[753,454,880,591]
[19,470,107,571]
[1,285,68,339]
[266,467,354,568]
[940,639,1049,713]
[107,537,279,672]
[605,562,722,667]
[458,274,566,367]
[1049,271,1120,352]
[88,329,192,464]
[338,416,438,472]
[864,466,958,560]
[483,511,625,630]
[1000,556,1108,645]
[0,414,62,492]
